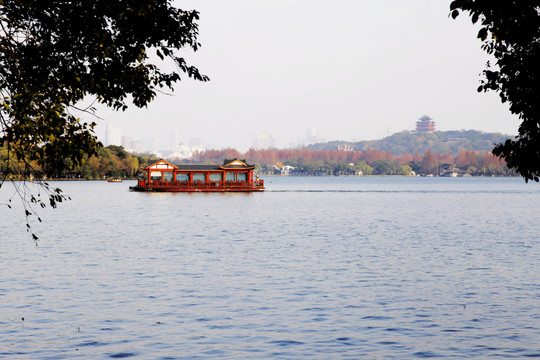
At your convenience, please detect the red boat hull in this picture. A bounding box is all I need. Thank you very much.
[130,185,264,192]
[130,179,265,192]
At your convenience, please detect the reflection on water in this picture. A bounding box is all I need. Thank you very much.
[1,177,539,359]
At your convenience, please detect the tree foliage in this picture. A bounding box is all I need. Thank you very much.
[0,0,208,241]
[79,146,141,179]
[450,1,540,181]
[192,147,510,177]
[0,0,207,177]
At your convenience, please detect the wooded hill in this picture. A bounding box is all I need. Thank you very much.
[307,130,511,156]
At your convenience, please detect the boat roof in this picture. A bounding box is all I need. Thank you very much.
[219,159,255,170]
[142,158,255,171]
[176,164,221,171]
[141,159,178,170]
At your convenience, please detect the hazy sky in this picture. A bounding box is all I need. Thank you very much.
[91,0,519,151]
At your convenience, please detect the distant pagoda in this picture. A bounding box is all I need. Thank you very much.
[416,115,436,133]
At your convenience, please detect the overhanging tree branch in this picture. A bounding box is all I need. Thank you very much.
[0,0,209,241]
[451,1,540,182]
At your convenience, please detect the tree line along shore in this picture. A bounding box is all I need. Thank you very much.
[1,142,512,180]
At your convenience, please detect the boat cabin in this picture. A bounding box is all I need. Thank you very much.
[131,158,264,192]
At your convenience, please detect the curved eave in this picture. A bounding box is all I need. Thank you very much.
[142,159,178,170]
[219,166,255,170]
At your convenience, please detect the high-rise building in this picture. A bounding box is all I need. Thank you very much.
[106,122,121,146]
[166,127,179,151]
[416,116,436,133]
[305,126,318,145]
[130,140,144,153]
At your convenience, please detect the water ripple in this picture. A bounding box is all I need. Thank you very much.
[1,178,539,359]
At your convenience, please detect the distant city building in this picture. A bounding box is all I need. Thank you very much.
[305,126,318,145]
[150,137,165,153]
[281,165,294,176]
[252,134,276,149]
[121,135,133,150]
[416,115,436,133]
[166,127,179,151]
[337,144,354,151]
[106,122,121,146]
[173,143,197,159]
[274,165,295,176]
[130,140,144,153]
[104,126,208,157]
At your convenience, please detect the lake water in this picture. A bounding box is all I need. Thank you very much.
[1,176,539,359]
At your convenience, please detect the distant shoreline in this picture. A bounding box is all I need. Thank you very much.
[4,174,519,182]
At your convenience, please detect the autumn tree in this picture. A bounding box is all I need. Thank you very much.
[451,1,540,181]
[420,150,438,175]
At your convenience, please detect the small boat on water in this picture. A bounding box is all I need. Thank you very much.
[130,158,264,192]
[107,178,122,182]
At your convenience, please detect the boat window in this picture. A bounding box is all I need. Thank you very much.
[237,173,247,181]
[150,171,162,180]
[193,173,206,182]
[225,172,236,181]
[163,171,173,181]
[176,173,189,181]
[209,173,222,182]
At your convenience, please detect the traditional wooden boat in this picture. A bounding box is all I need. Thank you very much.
[130,158,264,192]
[107,178,122,182]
